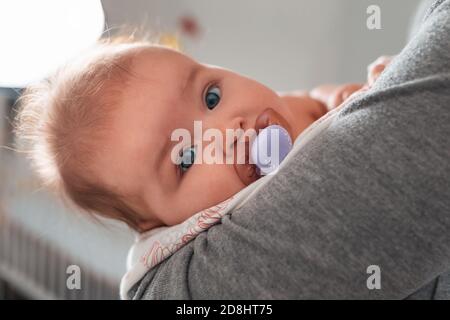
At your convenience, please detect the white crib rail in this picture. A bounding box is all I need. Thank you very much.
[0,216,120,300]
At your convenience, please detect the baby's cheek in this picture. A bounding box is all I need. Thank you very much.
[170,163,243,224]
[233,74,282,114]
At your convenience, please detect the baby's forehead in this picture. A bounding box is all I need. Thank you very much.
[133,46,194,68]
[122,48,199,104]
[129,47,196,81]
[98,47,196,179]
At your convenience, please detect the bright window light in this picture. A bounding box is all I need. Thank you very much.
[0,0,105,88]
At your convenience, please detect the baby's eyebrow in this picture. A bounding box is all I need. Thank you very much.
[150,136,176,192]
[181,64,201,98]
[155,136,173,173]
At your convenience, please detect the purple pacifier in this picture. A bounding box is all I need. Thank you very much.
[250,124,293,175]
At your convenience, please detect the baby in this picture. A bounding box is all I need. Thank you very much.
[15,37,388,234]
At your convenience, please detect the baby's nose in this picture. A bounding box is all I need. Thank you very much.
[215,116,246,145]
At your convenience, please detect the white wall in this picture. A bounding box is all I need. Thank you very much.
[102,0,422,91]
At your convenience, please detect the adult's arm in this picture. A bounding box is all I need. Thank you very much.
[130,0,450,299]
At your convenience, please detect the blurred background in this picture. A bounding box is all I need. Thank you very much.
[0,0,424,299]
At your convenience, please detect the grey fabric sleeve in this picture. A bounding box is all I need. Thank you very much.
[130,0,450,299]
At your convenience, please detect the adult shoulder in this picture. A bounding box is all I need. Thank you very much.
[131,0,450,299]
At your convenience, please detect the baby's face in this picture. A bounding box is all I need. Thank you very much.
[95,47,307,230]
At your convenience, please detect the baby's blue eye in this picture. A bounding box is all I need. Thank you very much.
[204,85,221,110]
[179,146,196,173]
